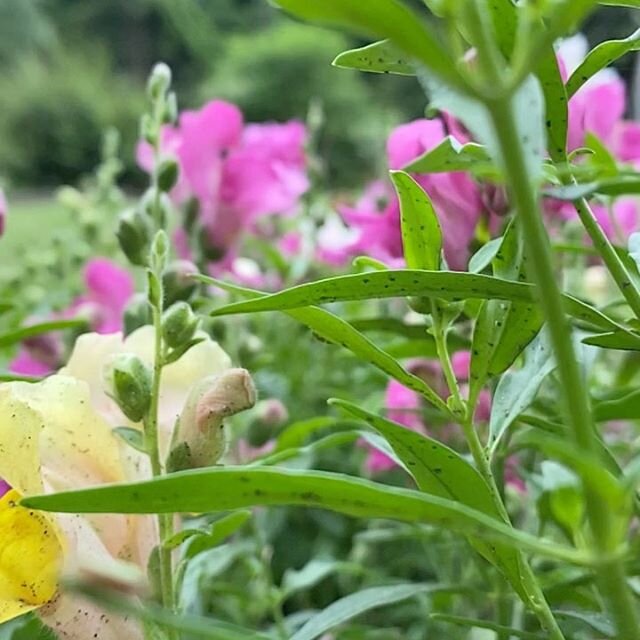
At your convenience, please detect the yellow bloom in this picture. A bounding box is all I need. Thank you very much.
[0,327,231,638]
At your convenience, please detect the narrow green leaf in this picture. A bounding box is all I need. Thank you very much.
[546,178,640,200]
[431,614,545,639]
[207,510,252,547]
[486,0,517,57]
[333,39,414,75]
[205,270,621,332]
[291,583,444,640]
[0,373,42,383]
[282,559,343,598]
[23,466,588,565]
[582,330,640,351]
[594,388,640,421]
[489,331,556,448]
[274,417,341,451]
[112,427,146,454]
[0,318,87,349]
[331,398,529,600]
[554,610,615,637]
[403,136,494,175]
[468,237,503,274]
[272,0,464,89]
[537,50,569,162]
[198,275,449,412]
[391,170,442,271]
[470,223,544,405]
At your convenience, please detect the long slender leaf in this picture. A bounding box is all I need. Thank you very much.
[431,614,545,639]
[291,583,444,640]
[0,318,87,349]
[546,178,640,200]
[567,28,640,98]
[333,39,414,75]
[23,466,589,565]
[331,399,529,599]
[205,270,621,332]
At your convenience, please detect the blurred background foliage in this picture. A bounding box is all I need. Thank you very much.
[0,0,637,189]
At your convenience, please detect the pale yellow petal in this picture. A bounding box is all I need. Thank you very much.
[0,490,63,624]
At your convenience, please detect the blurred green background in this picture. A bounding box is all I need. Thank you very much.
[0,0,637,193]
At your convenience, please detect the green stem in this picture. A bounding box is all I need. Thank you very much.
[145,297,177,638]
[487,96,640,640]
[572,195,640,319]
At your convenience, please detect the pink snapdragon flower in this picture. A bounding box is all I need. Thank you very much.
[137,100,309,263]
[0,479,10,498]
[0,189,7,237]
[9,259,134,377]
[322,118,486,270]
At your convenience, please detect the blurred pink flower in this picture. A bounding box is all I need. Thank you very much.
[0,189,7,237]
[0,479,9,498]
[9,259,133,377]
[138,100,308,261]
[326,118,485,270]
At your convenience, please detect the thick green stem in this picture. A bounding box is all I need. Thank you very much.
[488,96,640,640]
[572,196,640,319]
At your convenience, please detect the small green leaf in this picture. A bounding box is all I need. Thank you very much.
[391,170,442,271]
[468,237,503,274]
[282,559,343,598]
[553,610,615,637]
[112,427,146,453]
[489,330,556,448]
[333,39,414,75]
[290,583,446,640]
[206,510,252,547]
[567,28,640,98]
[205,270,621,332]
[403,136,494,175]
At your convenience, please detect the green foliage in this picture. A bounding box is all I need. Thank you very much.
[0,50,144,185]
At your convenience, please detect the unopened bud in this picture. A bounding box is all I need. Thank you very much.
[163,260,198,305]
[167,369,257,471]
[156,156,179,193]
[124,293,152,336]
[104,354,152,422]
[147,62,172,100]
[162,302,199,348]
[117,208,151,267]
[255,399,288,428]
[151,230,170,273]
[164,92,178,124]
[140,113,157,146]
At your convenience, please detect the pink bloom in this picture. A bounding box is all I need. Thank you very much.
[69,258,134,334]
[329,118,485,270]
[0,189,7,237]
[0,479,9,498]
[138,101,308,262]
[279,231,302,257]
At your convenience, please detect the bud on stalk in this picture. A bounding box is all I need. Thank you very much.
[104,354,153,422]
[167,369,257,471]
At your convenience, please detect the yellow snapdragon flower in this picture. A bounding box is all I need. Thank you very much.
[0,327,231,638]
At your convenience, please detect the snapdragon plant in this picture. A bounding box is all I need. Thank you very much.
[19,1,640,639]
